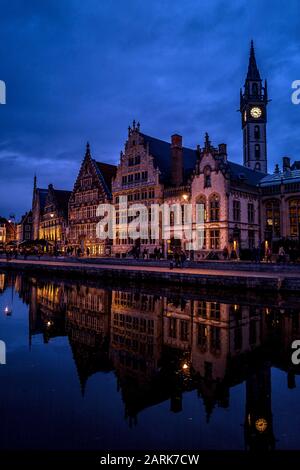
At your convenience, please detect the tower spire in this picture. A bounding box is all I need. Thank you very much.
[246,40,261,81]
[85,141,91,158]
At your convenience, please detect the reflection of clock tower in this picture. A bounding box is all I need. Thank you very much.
[240,41,268,173]
[244,363,275,451]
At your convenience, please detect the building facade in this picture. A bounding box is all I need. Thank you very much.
[16,211,33,243]
[68,143,117,255]
[26,42,300,258]
[260,157,300,247]
[39,184,71,250]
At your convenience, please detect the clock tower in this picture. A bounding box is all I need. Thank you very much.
[240,41,268,173]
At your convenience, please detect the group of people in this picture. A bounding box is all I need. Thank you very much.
[169,250,187,269]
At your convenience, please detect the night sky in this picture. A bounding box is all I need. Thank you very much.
[0,0,299,219]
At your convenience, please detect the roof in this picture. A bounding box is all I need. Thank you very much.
[36,188,48,211]
[260,168,300,187]
[226,161,266,186]
[53,189,71,217]
[94,161,117,194]
[246,40,261,81]
[141,133,198,184]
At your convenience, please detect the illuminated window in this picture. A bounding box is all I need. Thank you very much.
[265,200,280,237]
[289,199,300,237]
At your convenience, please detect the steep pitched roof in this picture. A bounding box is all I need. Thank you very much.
[36,188,48,211]
[94,161,117,193]
[260,168,300,187]
[226,161,266,186]
[53,189,71,217]
[141,133,198,185]
[246,40,261,81]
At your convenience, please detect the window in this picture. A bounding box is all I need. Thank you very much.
[169,318,177,338]
[197,301,207,318]
[180,321,188,341]
[197,324,207,348]
[265,200,280,237]
[255,162,261,171]
[141,171,148,181]
[255,144,260,160]
[196,196,206,223]
[289,199,300,237]
[134,173,140,181]
[210,302,220,320]
[248,230,255,249]
[210,229,220,249]
[204,166,211,188]
[254,125,260,140]
[248,203,254,224]
[122,175,127,185]
[210,195,220,221]
[210,327,221,351]
[128,157,134,167]
[134,192,140,201]
[233,200,241,222]
[135,155,141,165]
[148,189,155,199]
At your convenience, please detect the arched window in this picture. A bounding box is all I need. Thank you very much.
[254,125,260,140]
[204,166,211,188]
[289,199,300,237]
[255,162,261,171]
[210,194,220,222]
[265,200,280,237]
[255,144,260,160]
[252,83,258,95]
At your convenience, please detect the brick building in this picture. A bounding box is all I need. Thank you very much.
[16,210,33,243]
[68,143,117,255]
[39,184,71,250]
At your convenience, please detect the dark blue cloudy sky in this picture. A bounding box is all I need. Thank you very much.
[0,0,299,218]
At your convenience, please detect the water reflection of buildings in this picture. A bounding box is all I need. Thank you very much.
[10,274,300,448]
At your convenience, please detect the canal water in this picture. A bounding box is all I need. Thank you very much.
[0,271,300,451]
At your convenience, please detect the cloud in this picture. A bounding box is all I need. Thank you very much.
[0,0,299,218]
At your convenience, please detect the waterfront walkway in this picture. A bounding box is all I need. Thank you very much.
[1,257,300,291]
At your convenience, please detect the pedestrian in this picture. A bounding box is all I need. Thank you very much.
[278,246,285,263]
[266,246,272,263]
[222,246,229,260]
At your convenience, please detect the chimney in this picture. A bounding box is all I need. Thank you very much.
[218,143,227,162]
[171,134,183,186]
[283,156,291,172]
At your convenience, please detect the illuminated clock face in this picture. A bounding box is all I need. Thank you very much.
[250,107,262,119]
[255,418,268,433]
